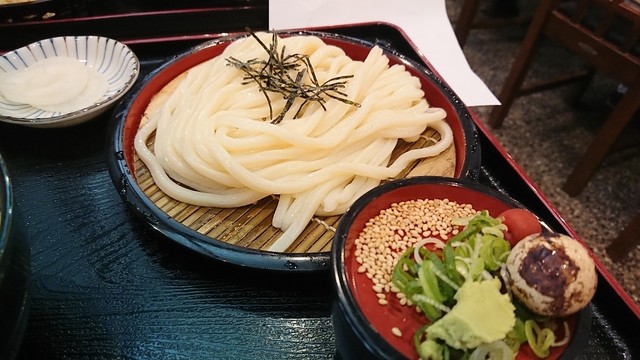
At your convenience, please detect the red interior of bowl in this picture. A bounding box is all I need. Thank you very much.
[121,33,470,178]
[122,39,234,172]
[343,183,574,359]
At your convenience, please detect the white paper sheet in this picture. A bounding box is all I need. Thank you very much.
[268,0,500,106]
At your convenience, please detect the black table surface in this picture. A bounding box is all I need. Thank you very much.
[1,3,638,359]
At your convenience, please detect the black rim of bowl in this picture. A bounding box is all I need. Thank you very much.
[0,154,11,252]
[106,30,481,272]
[0,0,91,21]
[0,153,32,360]
[331,176,592,359]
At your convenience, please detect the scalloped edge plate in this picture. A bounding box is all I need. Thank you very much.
[0,35,139,128]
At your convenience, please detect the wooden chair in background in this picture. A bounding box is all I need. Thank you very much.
[606,212,640,261]
[455,0,531,48]
[486,0,640,196]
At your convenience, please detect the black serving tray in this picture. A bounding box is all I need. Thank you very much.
[0,6,637,359]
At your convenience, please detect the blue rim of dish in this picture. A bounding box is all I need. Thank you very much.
[331,176,592,359]
[106,30,481,272]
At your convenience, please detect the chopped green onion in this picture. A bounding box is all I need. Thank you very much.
[442,244,463,287]
[428,258,460,292]
[524,319,556,358]
[412,294,451,313]
[391,212,563,360]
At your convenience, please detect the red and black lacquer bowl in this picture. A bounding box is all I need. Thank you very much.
[107,30,481,271]
[331,176,592,359]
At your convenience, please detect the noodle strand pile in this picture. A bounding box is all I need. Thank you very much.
[135,33,454,252]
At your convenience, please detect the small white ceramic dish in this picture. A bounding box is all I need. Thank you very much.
[0,35,139,128]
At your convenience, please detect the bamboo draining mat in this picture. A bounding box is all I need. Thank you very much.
[133,129,455,254]
[133,70,455,253]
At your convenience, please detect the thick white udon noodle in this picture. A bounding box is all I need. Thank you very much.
[135,33,454,252]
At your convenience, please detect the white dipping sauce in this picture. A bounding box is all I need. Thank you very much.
[0,57,108,114]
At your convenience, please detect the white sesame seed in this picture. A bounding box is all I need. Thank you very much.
[391,327,403,337]
[353,197,478,307]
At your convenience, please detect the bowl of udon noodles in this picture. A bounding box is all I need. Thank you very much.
[330,176,591,359]
[107,30,481,271]
[0,153,31,359]
[0,35,139,128]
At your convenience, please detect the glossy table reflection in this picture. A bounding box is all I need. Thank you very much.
[0,115,336,358]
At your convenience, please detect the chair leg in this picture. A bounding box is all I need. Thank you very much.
[455,0,484,48]
[562,83,640,196]
[566,68,597,106]
[606,213,640,261]
[488,0,557,128]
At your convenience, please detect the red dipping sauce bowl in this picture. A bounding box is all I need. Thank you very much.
[331,176,591,359]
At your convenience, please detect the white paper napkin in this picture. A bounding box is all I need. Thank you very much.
[268,0,500,107]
